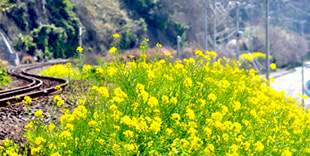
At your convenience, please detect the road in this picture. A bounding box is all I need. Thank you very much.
[271,67,310,108]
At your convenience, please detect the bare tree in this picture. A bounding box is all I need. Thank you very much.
[254,26,309,67]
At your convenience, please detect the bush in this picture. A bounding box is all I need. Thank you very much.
[31,24,66,59]
[0,61,11,89]
[7,6,28,31]
[239,52,274,63]
[14,34,36,56]
[118,18,148,50]
[15,48,310,156]
[123,0,188,46]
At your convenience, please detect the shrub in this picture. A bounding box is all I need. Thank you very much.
[39,63,81,80]
[0,60,11,89]
[31,24,66,59]
[239,52,274,63]
[7,5,28,31]
[17,47,310,156]
[14,34,36,56]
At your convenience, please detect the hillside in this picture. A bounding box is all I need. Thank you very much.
[0,0,309,66]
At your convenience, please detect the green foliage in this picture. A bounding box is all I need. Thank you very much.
[124,0,169,30]
[173,20,189,36]
[45,0,74,23]
[32,24,66,59]
[7,6,28,31]
[124,0,153,15]
[120,29,135,49]
[133,18,148,37]
[124,0,188,46]
[9,0,82,60]
[45,0,80,58]
[27,1,39,30]
[0,61,11,89]
[8,0,17,3]
[118,18,147,50]
[14,34,36,56]
[62,18,80,58]
[169,20,189,45]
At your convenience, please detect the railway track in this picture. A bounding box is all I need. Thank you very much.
[0,61,72,106]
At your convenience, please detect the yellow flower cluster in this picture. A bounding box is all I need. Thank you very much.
[0,139,21,156]
[34,110,43,118]
[24,49,310,155]
[53,95,64,107]
[113,33,120,39]
[109,47,117,54]
[239,52,274,62]
[22,96,32,105]
[39,64,81,79]
[83,64,92,73]
[270,63,277,70]
[92,86,109,97]
[76,46,83,53]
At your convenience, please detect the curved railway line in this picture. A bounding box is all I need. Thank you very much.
[0,61,72,106]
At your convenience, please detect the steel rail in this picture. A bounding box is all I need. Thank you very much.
[0,61,72,106]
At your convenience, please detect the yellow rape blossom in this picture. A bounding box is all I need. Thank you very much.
[270,63,277,70]
[170,97,178,105]
[298,93,308,100]
[59,130,72,141]
[281,150,292,156]
[184,77,193,87]
[123,130,134,138]
[171,113,181,121]
[211,112,223,121]
[34,110,43,118]
[48,123,56,133]
[23,96,32,105]
[34,137,46,145]
[109,47,117,54]
[148,96,158,107]
[55,85,62,91]
[66,123,74,131]
[254,141,264,152]
[76,46,83,53]
[88,120,97,127]
[83,64,92,73]
[113,33,120,38]
[185,107,195,120]
[156,42,162,47]
[51,153,61,156]
[208,93,217,102]
[24,121,34,130]
[66,62,72,68]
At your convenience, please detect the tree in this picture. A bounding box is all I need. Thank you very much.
[252,26,309,67]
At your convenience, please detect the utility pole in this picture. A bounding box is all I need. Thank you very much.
[294,20,298,33]
[250,0,254,53]
[205,6,208,51]
[227,15,230,44]
[302,56,305,105]
[42,0,46,15]
[265,0,270,82]
[301,21,306,105]
[288,19,293,40]
[226,15,230,57]
[177,36,181,59]
[236,2,240,61]
[213,1,216,52]
[300,21,306,38]
[79,27,83,71]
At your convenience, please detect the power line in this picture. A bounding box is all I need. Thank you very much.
[265,0,270,82]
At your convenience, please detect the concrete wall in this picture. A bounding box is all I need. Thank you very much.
[0,32,19,66]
